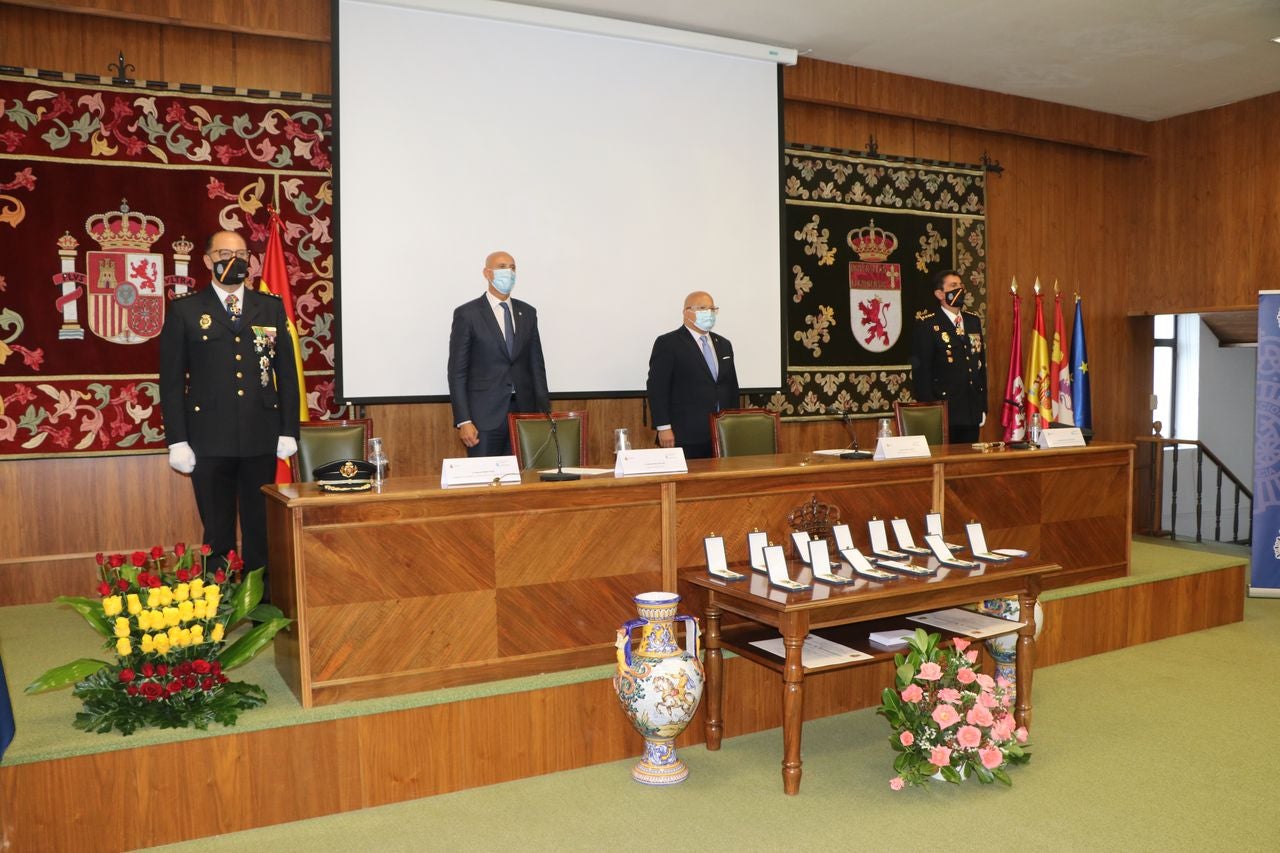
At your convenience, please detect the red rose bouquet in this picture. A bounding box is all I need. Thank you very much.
[25,543,291,735]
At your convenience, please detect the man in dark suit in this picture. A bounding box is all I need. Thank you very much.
[447,250,550,457]
[646,291,739,459]
[910,268,987,443]
[159,229,301,576]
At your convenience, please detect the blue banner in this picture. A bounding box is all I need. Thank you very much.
[1251,291,1280,595]
[0,650,14,760]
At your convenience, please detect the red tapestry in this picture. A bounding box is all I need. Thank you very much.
[0,70,337,458]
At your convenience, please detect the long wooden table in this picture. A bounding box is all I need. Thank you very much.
[686,560,1051,795]
[264,443,1130,707]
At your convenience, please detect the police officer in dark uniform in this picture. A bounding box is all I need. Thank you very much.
[159,229,301,578]
[910,268,987,444]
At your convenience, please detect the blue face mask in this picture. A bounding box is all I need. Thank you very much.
[490,269,515,295]
[694,309,716,332]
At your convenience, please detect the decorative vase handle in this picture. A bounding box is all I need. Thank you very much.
[674,614,699,657]
[617,619,646,671]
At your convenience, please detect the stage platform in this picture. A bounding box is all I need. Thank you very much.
[0,539,1246,852]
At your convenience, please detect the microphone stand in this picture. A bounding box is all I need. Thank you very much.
[539,412,580,481]
[830,405,871,459]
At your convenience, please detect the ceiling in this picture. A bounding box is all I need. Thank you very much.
[515,0,1280,121]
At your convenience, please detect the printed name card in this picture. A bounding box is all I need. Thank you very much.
[873,435,931,460]
[1038,427,1086,448]
[441,455,521,488]
[614,447,688,477]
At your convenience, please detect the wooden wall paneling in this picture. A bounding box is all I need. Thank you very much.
[4,0,331,42]
[231,32,330,93]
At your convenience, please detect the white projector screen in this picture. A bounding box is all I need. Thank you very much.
[335,0,788,401]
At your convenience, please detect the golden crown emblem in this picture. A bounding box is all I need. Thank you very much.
[56,231,80,252]
[787,495,842,540]
[171,236,195,256]
[85,199,164,251]
[847,219,898,262]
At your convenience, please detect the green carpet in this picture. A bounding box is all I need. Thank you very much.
[134,597,1279,853]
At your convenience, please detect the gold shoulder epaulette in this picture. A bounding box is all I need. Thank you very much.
[914,309,934,321]
[261,290,282,299]
[172,290,198,300]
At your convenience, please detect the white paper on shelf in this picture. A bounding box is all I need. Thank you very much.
[908,608,1026,638]
[868,628,915,648]
[749,634,873,668]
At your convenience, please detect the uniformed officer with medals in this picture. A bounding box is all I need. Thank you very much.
[909,268,988,444]
[158,229,301,586]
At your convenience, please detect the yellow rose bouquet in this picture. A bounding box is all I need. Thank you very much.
[25,543,291,735]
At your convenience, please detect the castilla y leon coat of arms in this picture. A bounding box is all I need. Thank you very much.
[50,200,196,344]
[847,219,902,354]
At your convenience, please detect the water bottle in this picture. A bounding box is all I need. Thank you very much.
[1029,413,1042,446]
[877,418,894,439]
[369,437,388,487]
[614,428,631,453]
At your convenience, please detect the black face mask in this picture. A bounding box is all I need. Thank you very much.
[944,288,965,308]
[213,257,249,286]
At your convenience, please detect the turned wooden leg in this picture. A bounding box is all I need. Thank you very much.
[781,631,805,795]
[704,600,724,750]
[1015,591,1037,730]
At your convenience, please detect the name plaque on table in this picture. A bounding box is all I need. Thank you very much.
[440,455,521,488]
[614,447,688,477]
[1039,427,1086,448]
[872,435,931,460]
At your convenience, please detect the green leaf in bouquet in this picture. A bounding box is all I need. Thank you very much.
[940,765,963,784]
[216,617,291,670]
[246,602,285,623]
[895,661,916,686]
[992,767,1013,786]
[226,567,265,626]
[24,658,111,693]
[55,596,112,637]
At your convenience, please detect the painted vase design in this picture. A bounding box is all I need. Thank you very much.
[980,596,1044,695]
[613,591,704,785]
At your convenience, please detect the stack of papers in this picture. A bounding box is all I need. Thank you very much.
[908,608,1025,638]
[749,634,873,668]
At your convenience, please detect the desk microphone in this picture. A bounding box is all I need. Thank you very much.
[539,410,580,482]
[827,404,872,459]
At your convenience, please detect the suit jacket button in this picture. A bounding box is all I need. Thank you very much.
[236,371,243,378]
[234,336,241,343]
[237,389,244,397]
[194,405,201,412]
[235,354,242,361]
[201,335,208,341]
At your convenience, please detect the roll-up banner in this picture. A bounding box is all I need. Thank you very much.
[1251,291,1280,596]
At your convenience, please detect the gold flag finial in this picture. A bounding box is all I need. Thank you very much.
[1033,277,1041,295]
[1011,276,1018,295]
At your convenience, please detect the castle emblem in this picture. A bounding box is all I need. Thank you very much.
[847,219,902,353]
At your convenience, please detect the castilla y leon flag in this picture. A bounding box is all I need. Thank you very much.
[1025,280,1051,430]
[1051,287,1073,425]
[1000,282,1025,442]
[260,208,308,483]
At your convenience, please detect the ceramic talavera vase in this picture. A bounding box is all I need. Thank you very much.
[613,592,704,785]
[980,596,1045,696]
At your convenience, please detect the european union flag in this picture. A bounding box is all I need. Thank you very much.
[1070,296,1091,430]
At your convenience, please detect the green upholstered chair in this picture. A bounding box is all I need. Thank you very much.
[710,408,780,458]
[508,411,588,471]
[893,401,949,446]
[296,418,373,483]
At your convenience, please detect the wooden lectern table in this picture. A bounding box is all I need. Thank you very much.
[686,559,1051,795]
[263,443,1130,707]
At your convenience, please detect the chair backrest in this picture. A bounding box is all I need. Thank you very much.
[508,411,588,470]
[297,418,373,482]
[710,408,780,458]
[893,401,948,446]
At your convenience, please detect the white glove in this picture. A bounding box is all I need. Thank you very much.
[168,441,196,474]
[980,413,987,427]
[277,435,298,459]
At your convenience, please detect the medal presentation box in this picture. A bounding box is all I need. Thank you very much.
[264,442,1132,707]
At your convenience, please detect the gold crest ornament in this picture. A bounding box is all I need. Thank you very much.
[941,331,951,343]
[199,313,212,329]
[339,460,357,478]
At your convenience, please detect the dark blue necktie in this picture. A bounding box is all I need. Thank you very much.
[500,301,514,357]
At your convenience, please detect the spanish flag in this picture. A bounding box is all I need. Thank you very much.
[260,207,308,483]
[1025,279,1052,430]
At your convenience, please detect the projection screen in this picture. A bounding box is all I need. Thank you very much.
[334,0,794,401]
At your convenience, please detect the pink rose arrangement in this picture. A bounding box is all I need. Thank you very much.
[877,629,1030,788]
[25,543,291,735]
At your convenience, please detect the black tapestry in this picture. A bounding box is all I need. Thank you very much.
[752,147,988,420]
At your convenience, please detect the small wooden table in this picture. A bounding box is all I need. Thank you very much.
[685,560,1050,794]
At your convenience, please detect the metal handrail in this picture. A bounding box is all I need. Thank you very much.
[1134,436,1252,545]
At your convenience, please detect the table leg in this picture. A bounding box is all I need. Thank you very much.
[1014,591,1037,730]
[704,600,723,750]
[781,630,805,795]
